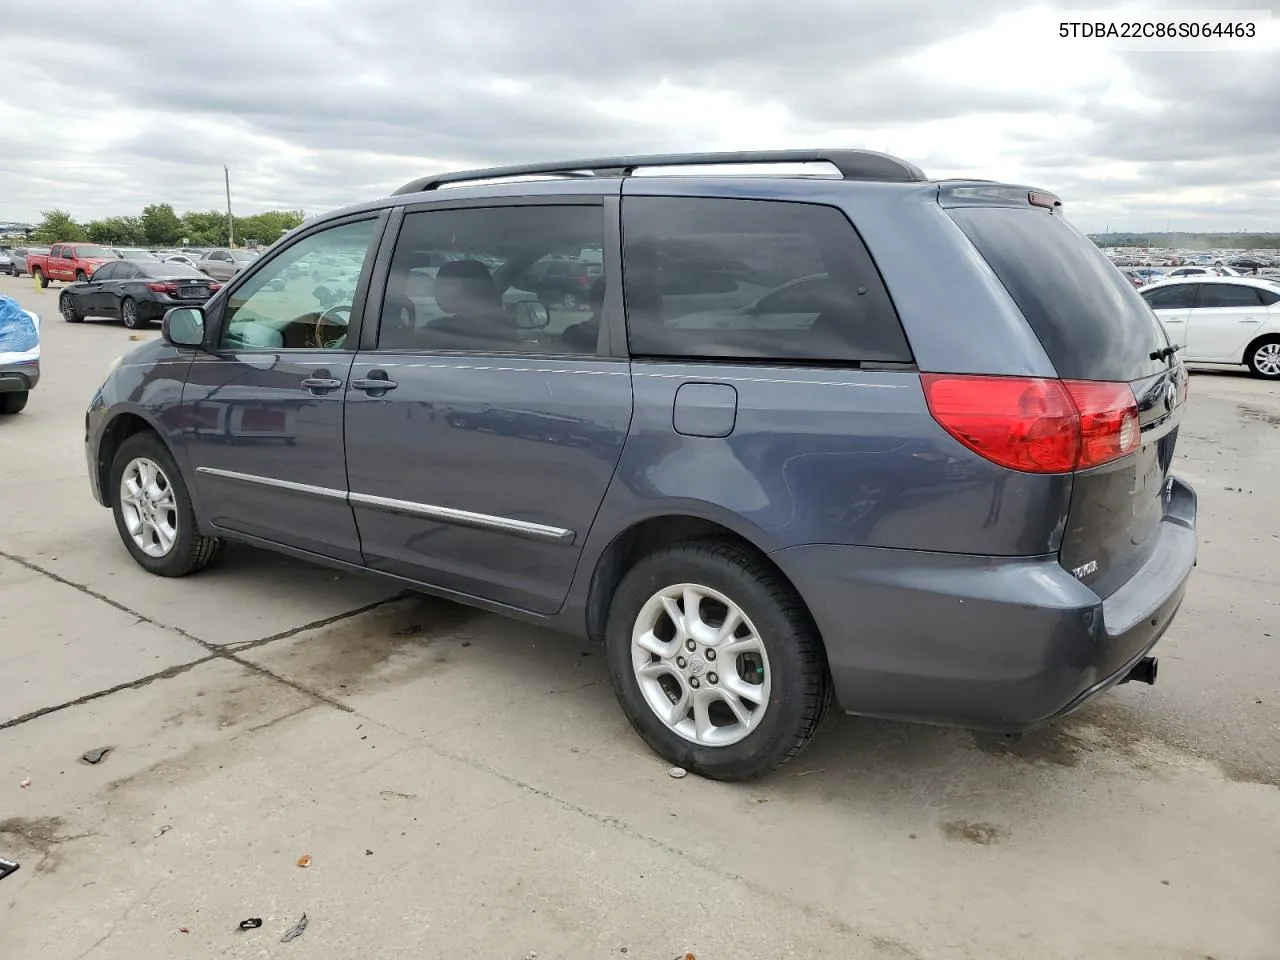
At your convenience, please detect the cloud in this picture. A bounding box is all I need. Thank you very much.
[0,0,1277,232]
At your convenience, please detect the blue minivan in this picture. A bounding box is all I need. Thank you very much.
[85,150,1197,779]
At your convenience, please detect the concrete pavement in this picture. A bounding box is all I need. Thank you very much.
[1,274,1278,959]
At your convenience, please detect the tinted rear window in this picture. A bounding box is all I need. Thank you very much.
[948,207,1168,382]
[622,197,912,364]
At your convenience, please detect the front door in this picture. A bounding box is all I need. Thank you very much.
[1185,281,1271,361]
[344,199,631,614]
[52,245,75,282]
[179,215,386,563]
[78,261,119,316]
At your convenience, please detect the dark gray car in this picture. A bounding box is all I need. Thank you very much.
[84,150,1197,780]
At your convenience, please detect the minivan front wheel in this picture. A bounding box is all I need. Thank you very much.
[606,539,830,780]
[110,432,222,577]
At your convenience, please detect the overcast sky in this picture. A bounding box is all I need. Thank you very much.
[1,0,1277,233]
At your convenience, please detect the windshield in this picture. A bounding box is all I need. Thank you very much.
[75,245,118,259]
[120,249,157,260]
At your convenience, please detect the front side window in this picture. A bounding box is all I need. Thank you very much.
[1141,284,1197,310]
[91,262,120,282]
[219,219,379,351]
[378,205,604,355]
[621,197,911,363]
[1196,283,1263,309]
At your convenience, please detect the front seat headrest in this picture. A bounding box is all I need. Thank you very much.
[435,259,500,316]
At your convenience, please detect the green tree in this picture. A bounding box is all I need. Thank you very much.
[141,203,183,246]
[86,216,145,245]
[32,209,87,244]
[181,210,229,246]
[235,209,304,245]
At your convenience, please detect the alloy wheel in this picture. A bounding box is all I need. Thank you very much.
[119,457,179,558]
[630,582,771,747]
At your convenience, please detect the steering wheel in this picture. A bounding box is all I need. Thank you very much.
[312,304,352,349]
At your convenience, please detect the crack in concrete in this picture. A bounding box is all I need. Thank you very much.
[0,550,404,729]
[0,658,217,731]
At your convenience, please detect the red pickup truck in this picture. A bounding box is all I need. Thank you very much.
[26,243,119,288]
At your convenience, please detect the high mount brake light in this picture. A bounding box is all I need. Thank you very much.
[922,375,1140,474]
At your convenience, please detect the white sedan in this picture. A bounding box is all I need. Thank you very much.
[1140,276,1280,379]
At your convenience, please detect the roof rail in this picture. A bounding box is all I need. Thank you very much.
[391,149,927,195]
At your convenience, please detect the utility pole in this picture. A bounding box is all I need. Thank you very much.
[224,164,235,248]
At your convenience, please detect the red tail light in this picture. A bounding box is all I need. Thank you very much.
[208,283,222,292]
[922,375,1140,474]
[147,281,178,293]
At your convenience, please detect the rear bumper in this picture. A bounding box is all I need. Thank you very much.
[0,360,39,393]
[770,476,1198,733]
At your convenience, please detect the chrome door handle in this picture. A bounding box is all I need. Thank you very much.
[301,377,343,394]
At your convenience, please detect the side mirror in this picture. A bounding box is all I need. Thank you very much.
[514,300,550,330]
[162,306,206,348]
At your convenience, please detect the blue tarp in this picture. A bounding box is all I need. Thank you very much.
[0,295,39,354]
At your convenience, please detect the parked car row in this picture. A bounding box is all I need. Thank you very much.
[0,245,51,276]
[7,243,262,287]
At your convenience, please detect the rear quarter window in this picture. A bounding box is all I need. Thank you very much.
[948,206,1168,382]
[622,197,912,364]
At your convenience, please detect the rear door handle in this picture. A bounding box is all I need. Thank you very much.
[301,377,343,394]
[351,374,398,394]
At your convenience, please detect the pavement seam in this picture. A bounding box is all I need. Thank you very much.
[0,657,217,731]
[0,550,403,727]
[0,549,212,650]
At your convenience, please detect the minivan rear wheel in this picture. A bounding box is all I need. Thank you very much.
[109,432,222,577]
[605,539,830,780]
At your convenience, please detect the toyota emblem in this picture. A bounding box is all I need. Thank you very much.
[1164,381,1177,410]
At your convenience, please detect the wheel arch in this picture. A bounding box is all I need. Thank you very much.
[95,409,180,507]
[1243,329,1280,365]
[582,513,821,652]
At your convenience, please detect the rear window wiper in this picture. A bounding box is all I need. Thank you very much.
[1149,344,1182,361]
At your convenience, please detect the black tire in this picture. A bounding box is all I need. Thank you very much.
[76,270,87,282]
[33,268,48,289]
[562,292,579,309]
[0,391,28,414]
[109,431,222,577]
[60,293,83,323]
[121,297,146,329]
[605,539,831,780]
[1246,336,1280,380]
